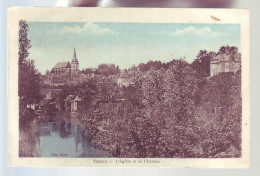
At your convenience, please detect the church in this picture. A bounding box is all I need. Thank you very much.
[50,48,79,75]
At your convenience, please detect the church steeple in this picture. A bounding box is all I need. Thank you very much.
[72,47,78,64]
[71,47,79,74]
[73,48,77,58]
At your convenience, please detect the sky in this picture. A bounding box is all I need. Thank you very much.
[27,22,240,74]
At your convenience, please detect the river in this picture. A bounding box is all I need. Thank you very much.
[35,119,110,158]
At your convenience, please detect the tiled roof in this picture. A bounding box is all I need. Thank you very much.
[53,62,71,69]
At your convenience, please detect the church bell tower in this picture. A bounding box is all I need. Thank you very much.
[71,48,79,74]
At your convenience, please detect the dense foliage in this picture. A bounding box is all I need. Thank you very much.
[56,58,241,158]
[18,20,42,157]
[19,20,42,110]
[82,64,120,76]
[191,50,216,77]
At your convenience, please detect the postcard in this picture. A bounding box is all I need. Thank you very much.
[8,7,250,168]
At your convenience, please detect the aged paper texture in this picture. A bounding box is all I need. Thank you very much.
[8,7,250,168]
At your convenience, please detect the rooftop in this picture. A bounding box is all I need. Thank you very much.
[53,62,71,69]
[211,53,241,63]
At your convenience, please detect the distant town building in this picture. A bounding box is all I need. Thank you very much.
[210,52,241,77]
[51,62,71,75]
[117,70,136,87]
[50,48,79,75]
[44,48,80,86]
[70,95,82,114]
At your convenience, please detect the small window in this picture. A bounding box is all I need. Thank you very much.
[212,108,215,114]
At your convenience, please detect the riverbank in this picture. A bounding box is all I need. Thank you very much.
[19,121,40,157]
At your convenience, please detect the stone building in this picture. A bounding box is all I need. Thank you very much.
[210,52,241,77]
[70,95,82,114]
[51,62,71,75]
[50,48,79,75]
[117,70,136,87]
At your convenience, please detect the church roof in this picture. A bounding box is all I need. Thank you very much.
[53,62,71,69]
[71,48,79,64]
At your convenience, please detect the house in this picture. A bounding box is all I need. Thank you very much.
[210,52,241,77]
[64,95,82,114]
[117,70,136,87]
[70,95,82,114]
[51,76,70,86]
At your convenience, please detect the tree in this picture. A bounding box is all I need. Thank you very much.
[82,68,93,75]
[97,64,120,75]
[137,68,166,157]
[18,20,31,66]
[134,61,200,157]
[18,20,42,115]
[191,50,216,77]
[218,45,238,55]
[137,60,165,72]
[76,79,99,108]
[159,62,200,157]
[195,72,242,157]
[18,20,42,157]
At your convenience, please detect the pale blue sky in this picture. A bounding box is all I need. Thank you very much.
[27,22,240,74]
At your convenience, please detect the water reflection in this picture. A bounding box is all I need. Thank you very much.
[37,119,109,157]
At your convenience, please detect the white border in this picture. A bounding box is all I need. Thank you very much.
[8,7,250,168]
